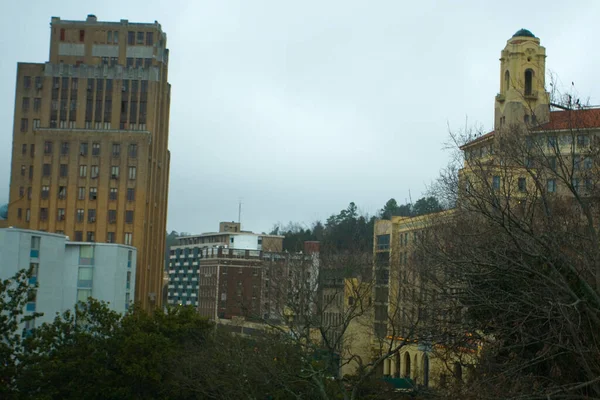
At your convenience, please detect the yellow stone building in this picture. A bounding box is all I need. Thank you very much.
[5,15,171,310]
[369,28,600,390]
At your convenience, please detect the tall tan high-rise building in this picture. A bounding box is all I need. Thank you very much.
[6,15,171,310]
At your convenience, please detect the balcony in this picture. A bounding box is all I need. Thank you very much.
[524,91,538,100]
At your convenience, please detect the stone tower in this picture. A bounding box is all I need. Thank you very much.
[494,29,551,130]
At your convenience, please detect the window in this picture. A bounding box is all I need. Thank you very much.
[41,186,50,199]
[144,58,152,68]
[92,142,100,156]
[60,28,65,41]
[74,231,83,241]
[89,187,97,200]
[128,166,137,180]
[79,165,87,178]
[124,233,133,245]
[21,144,27,155]
[20,165,25,176]
[90,165,99,179]
[128,143,138,158]
[547,179,557,193]
[60,164,68,177]
[111,166,119,179]
[518,177,526,192]
[524,69,533,95]
[24,76,31,89]
[29,166,34,179]
[108,210,117,224]
[33,119,40,129]
[584,157,593,170]
[78,187,85,200]
[135,58,143,68]
[77,288,92,303]
[136,32,144,44]
[78,267,93,288]
[57,208,65,221]
[107,31,112,43]
[17,208,22,219]
[26,209,31,222]
[146,32,154,46]
[114,31,119,43]
[44,141,53,154]
[127,58,134,68]
[27,187,32,200]
[79,29,85,42]
[112,143,121,156]
[126,188,135,202]
[107,232,115,243]
[30,144,35,158]
[109,187,118,201]
[42,164,51,177]
[125,210,134,224]
[547,136,557,149]
[58,186,66,199]
[88,209,96,223]
[492,176,501,190]
[110,57,118,66]
[128,31,135,45]
[20,118,28,132]
[33,98,41,112]
[549,157,557,172]
[60,142,69,155]
[127,271,132,290]
[376,234,390,250]
[19,186,24,197]
[577,135,590,147]
[76,209,85,222]
[572,178,580,193]
[585,178,594,191]
[40,208,48,221]
[80,142,88,156]
[22,97,30,112]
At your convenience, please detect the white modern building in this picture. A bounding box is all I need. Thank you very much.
[0,228,136,329]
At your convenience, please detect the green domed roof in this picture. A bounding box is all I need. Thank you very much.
[513,28,535,38]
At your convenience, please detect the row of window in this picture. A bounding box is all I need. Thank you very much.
[21,97,42,113]
[35,164,138,180]
[18,185,136,203]
[43,141,138,158]
[37,207,134,223]
[58,28,154,47]
[22,76,43,90]
[72,231,133,245]
[19,118,41,132]
[491,175,594,193]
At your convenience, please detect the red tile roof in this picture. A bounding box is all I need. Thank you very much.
[539,108,600,131]
[460,108,600,149]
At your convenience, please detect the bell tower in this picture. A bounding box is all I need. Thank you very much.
[494,29,550,130]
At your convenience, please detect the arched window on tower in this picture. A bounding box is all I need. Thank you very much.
[525,69,534,95]
[505,70,510,92]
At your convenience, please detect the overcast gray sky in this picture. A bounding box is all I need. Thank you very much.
[1,0,599,234]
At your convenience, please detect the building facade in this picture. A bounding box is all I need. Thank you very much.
[5,15,171,309]
[0,228,136,329]
[167,224,319,325]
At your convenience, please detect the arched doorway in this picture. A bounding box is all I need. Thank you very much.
[422,354,430,387]
[403,352,411,378]
[413,354,419,384]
